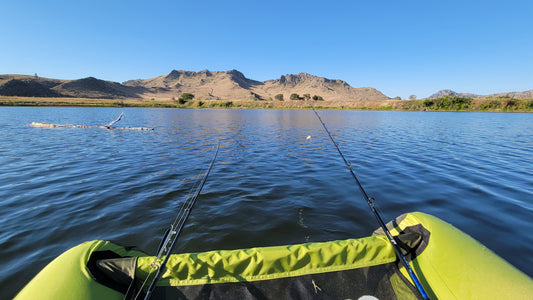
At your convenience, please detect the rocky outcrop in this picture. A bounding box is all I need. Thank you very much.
[272,73,348,87]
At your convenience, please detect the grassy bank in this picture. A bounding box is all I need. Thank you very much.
[395,96,533,112]
[1,96,532,112]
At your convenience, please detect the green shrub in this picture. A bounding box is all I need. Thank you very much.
[290,93,300,100]
[480,100,502,110]
[426,96,473,110]
[181,93,194,101]
[423,100,434,107]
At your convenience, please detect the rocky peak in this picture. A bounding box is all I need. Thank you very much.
[199,69,213,77]
[166,69,215,80]
[226,69,246,81]
[165,70,198,79]
[275,73,349,87]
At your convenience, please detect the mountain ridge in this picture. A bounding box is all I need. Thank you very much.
[429,89,533,99]
[1,71,389,101]
[2,72,532,101]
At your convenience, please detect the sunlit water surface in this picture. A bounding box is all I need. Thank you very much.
[0,107,531,298]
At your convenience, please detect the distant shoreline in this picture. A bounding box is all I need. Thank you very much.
[1,96,532,112]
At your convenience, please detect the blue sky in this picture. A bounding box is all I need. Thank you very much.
[1,0,532,99]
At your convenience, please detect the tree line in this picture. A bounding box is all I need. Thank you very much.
[173,92,324,103]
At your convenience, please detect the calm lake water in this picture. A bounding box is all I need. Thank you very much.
[1,107,532,298]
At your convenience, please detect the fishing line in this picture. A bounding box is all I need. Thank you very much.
[128,177,204,300]
[308,105,430,300]
[127,142,220,300]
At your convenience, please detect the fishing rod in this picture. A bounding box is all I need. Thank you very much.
[128,142,220,300]
[308,106,430,300]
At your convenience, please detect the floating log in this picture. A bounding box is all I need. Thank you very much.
[30,122,61,128]
[29,113,154,130]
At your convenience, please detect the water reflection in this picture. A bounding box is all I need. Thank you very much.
[0,108,531,298]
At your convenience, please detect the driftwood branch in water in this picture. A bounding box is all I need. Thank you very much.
[29,112,154,130]
[104,112,123,128]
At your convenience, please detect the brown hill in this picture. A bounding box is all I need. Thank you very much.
[52,77,144,99]
[1,70,389,100]
[124,70,390,101]
[491,90,533,98]
[123,69,265,100]
[0,75,64,97]
[260,73,388,101]
[429,89,533,99]
[0,75,143,99]
[4,72,533,101]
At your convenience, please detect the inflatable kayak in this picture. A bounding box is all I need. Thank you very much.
[15,212,533,299]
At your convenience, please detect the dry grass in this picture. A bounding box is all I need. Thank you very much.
[1,96,532,112]
[0,96,158,107]
[0,96,393,109]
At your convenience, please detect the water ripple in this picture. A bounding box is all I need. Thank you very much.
[0,108,531,298]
